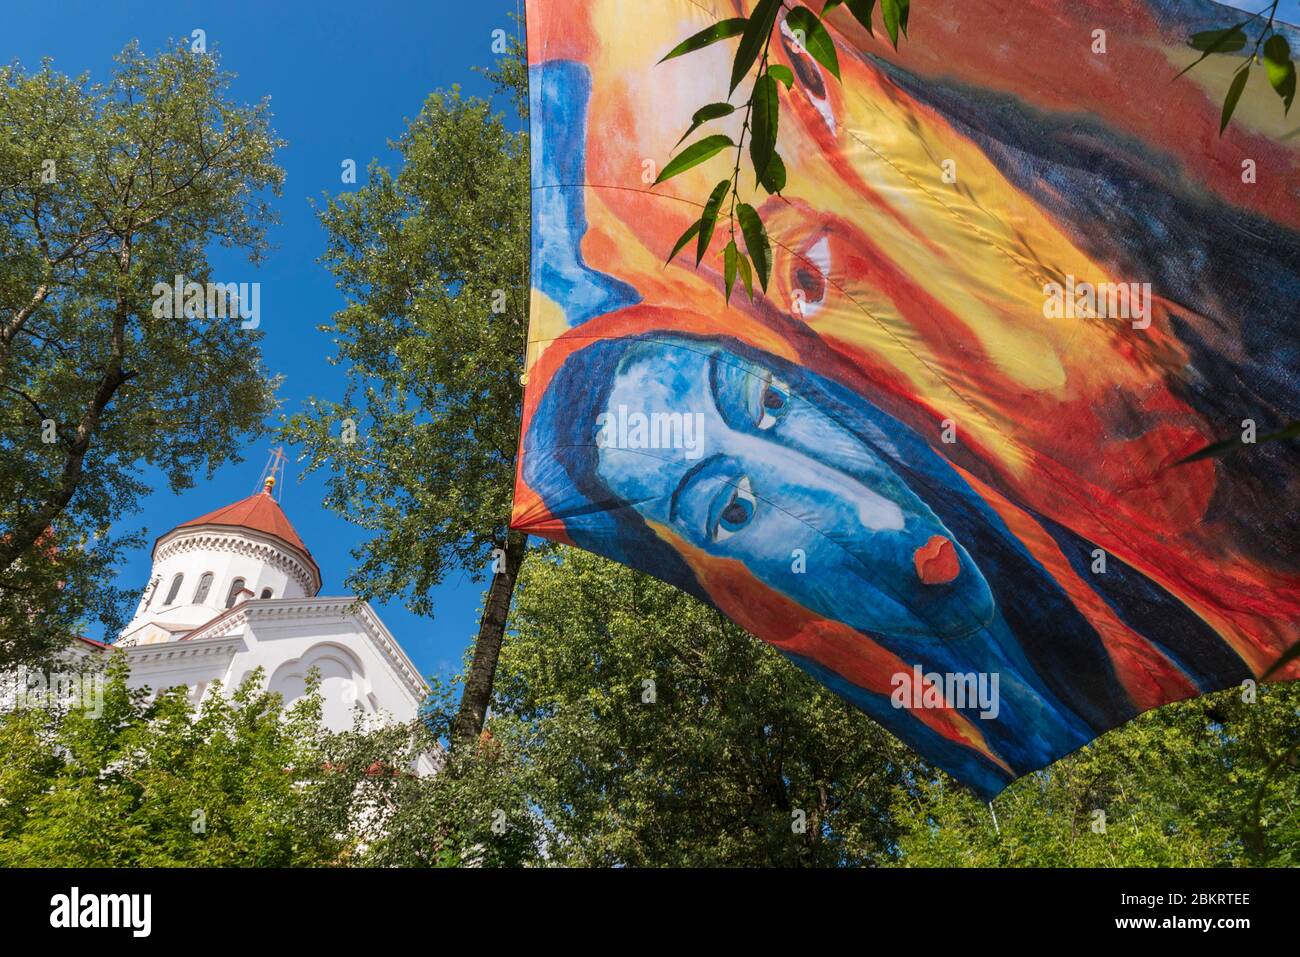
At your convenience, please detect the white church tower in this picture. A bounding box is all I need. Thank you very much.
[104,466,431,747]
[120,475,322,644]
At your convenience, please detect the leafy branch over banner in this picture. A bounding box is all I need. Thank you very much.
[1178,0,1294,134]
[654,0,910,305]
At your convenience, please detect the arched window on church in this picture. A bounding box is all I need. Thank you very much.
[260,587,273,599]
[163,573,184,606]
[224,577,247,609]
[193,572,214,604]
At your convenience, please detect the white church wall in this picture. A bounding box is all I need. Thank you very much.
[266,641,370,731]
[172,600,428,733]
[120,636,243,705]
[88,486,435,770]
[120,528,316,643]
[118,610,427,734]
[234,613,425,731]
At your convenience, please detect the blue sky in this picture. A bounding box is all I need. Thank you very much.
[1231,0,1300,23]
[1,0,522,681]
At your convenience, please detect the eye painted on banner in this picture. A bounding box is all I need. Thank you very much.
[791,235,831,319]
[711,352,794,435]
[668,450,760,545]
[756,373,791,431]
[777,20,836,135]
[711,475,757,542]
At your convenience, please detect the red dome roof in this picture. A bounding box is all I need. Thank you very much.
[164,486,319,585]
[178,490,308,552]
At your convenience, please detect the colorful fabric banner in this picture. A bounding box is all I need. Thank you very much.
[513,0,1300,796]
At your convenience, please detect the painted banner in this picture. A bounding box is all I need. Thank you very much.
[512,0,1300,796]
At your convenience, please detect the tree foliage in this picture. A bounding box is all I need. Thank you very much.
[283,64,527,614]
[4,561,1295,868]
[310,679,539,868]
[0,44,282,666]
[0,657,336,866]
[1179,0,1295,132]
[659,0,909,301]
[0,654,536,868]
[282,47,530,748]
[893,680,1300,867]
[495,546,928,866]
[496,550,1300,867]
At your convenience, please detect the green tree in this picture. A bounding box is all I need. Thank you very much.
[0,44,282,667]
[493,546,925,866]
[891,682,1300,867]
[0,656,341,867]
[6,567,1293,868]
[0,653,535,868]
[283,49,529,750]
[307,680,541,868]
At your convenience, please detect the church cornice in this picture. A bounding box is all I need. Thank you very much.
[182,597,429,702]
[154,527,322,596]
[120,634,244,666]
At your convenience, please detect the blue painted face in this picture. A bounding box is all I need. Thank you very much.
[596,338,997,642]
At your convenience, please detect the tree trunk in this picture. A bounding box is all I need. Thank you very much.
[451,529,527,749]
[0,293,130,574]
